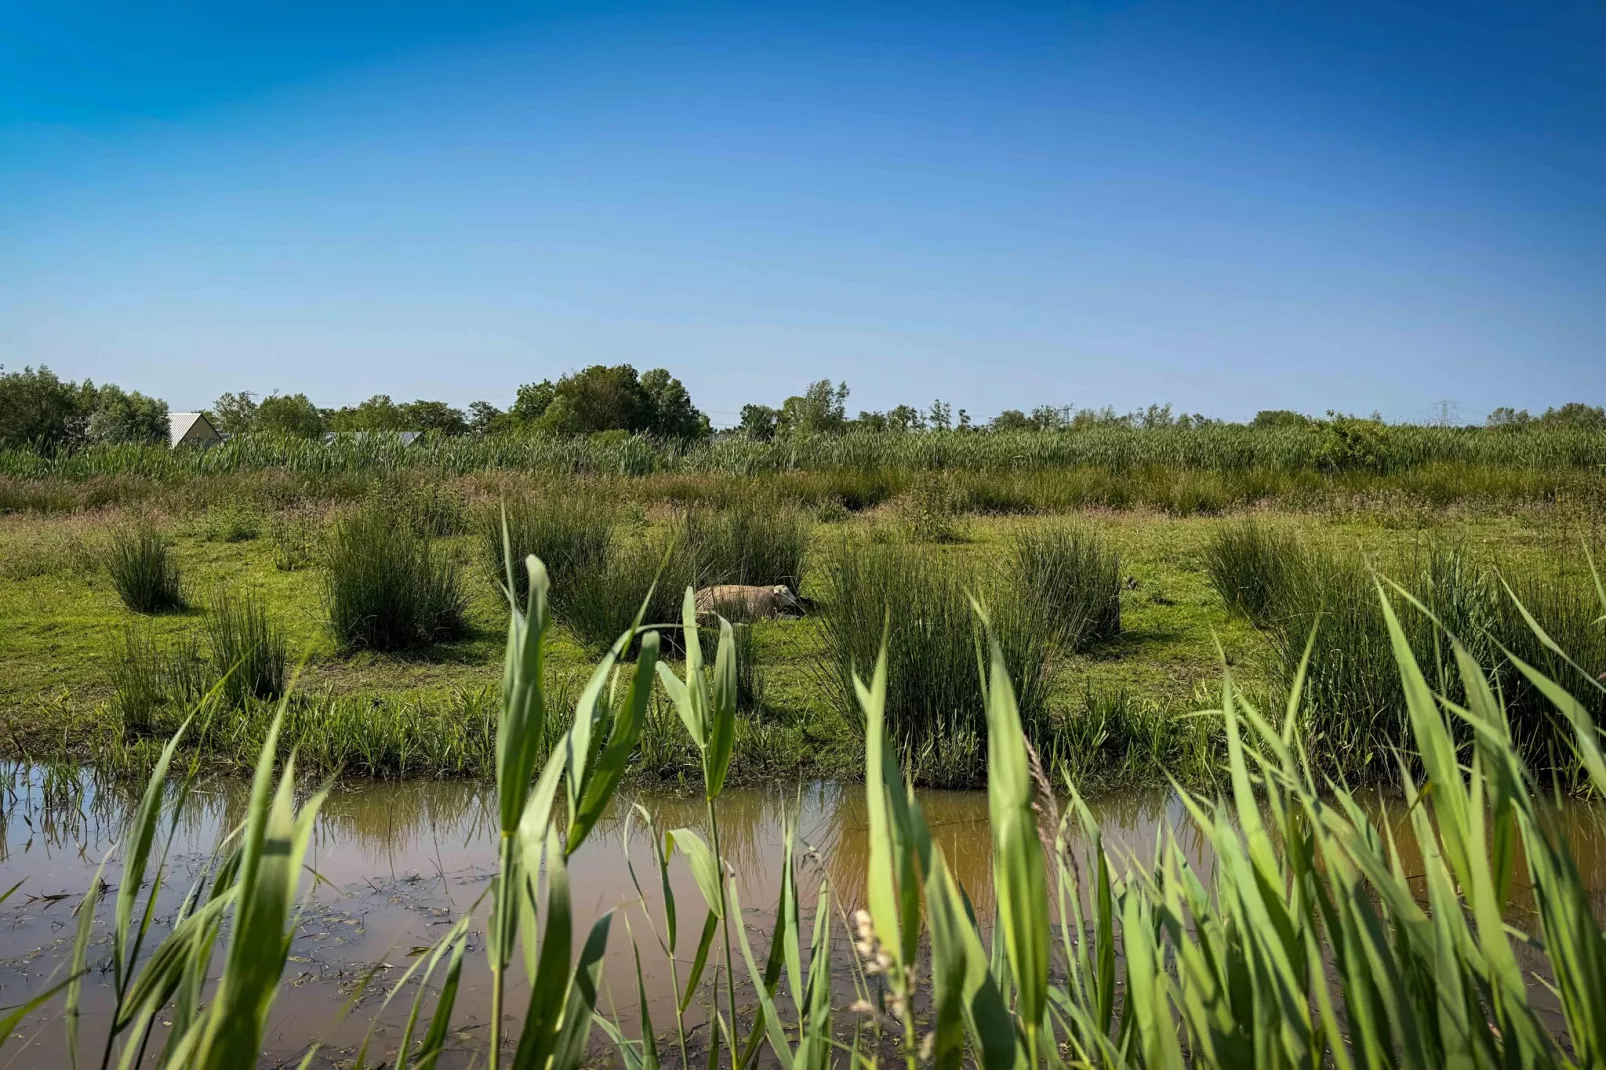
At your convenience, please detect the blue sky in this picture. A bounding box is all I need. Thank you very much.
[1,1,1602,425]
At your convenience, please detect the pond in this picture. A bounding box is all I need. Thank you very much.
[1,769,1602,1067]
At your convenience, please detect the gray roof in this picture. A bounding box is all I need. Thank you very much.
[168,412,220,447]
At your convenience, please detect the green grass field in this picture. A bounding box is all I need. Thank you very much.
[3,486,1595,788]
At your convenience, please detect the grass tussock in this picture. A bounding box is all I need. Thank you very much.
[1006,526,1122,648]
[483,494,616,606]
[106,522,185,614]
[324,499,466,651]
[818,541,1057,786]
[203,589,288,707]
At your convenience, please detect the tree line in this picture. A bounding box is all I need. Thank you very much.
[3,362,1604,453]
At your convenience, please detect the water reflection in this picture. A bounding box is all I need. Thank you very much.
[0,765,1601,1067]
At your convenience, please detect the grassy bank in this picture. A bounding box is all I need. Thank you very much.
[2,481,1601,789]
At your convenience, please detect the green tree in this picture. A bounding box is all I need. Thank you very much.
[0,366,87,451]
[887,404,926,432]
[468,400,508,435]
[738,403,780,440]
[779,380,849,435]
[326,395,403,432]
[991,409,1033,432]
[210,391,260,434]
[399,399,469,436]
[639,368,711,439]
[512,380,556,424]
[1486,406,1531,429]
[1252,409,1313,429]
[85,385,168,445]
[256,393,325,437]
[1537,402,1606,430]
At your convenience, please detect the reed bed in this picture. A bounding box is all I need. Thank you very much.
[15,536,1606,1070]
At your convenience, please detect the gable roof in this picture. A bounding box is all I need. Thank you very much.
[168,412,219,447]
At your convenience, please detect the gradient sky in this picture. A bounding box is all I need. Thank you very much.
[1,1,1602,425]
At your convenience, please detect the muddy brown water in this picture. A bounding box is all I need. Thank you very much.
[0,771,1602,1068]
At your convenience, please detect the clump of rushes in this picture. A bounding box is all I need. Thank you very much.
[1006,526,1122,648]
[819,541,1055,786]
[484,495,616,606]
[268,507,320,571]
[108,628,208,737]
[678,501,811,589]
[204,589,288,706]
[325,499,466,650]
[106,522,186,613]
[1205,520,1299,624]
[563,533,682,653]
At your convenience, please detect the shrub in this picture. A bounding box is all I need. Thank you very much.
[1006,527,1122,648]
[324,501,466,650]
[106,522,186,613]
[204,589,288,706]
[899,471,963,543]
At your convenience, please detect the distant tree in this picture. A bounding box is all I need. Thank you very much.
[326,395,404,432]
[0,365,88,452]
[991,409,1033,432]
[926,400,953,432]
[639,368,711,439]
[512,381,557,424]
[211,391,260,434]
[957,408,973,431]
[1071,405,1131,429]
[779,380,850,435]
[257,393,325,437]
[1138,403,1175,429]
[1486,406,1531,429]
[400,400,469,436]
[1030,405,1073,430]
[886,404,926,433]
[738,403,780,441]
[84,385,168,445]
[1251,409,1312,429]
[1536,402,1606,430]
[541,365,645,434]
[854,410,889,433]
[467,401,508,435]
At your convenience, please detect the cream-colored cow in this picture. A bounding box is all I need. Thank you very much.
[693,584,803,625]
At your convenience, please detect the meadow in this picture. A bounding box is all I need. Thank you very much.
[1,522,1604,1069]
[2,443,1603,792]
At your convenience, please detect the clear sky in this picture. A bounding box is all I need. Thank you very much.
[1,1,1602,425]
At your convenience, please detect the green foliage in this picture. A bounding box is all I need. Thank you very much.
[84,385,169,446]
[0,365,89,452]
[106,523,187,613]
[1251,408,1313,428]
[1316,410,1394,471]
[324,499,466,651]
[514,365,710,439]
[199,502,261,542]
[778,379,850,435]
[901,471,963,543]
[213,391,325,437]
[324,394,466,435]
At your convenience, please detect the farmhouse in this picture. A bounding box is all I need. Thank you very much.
[167,412,223,448]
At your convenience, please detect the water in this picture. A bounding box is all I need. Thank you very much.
[0,770,1601,1067]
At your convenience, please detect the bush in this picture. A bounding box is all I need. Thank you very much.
[818,542,1056,786]
[1006,527,1121,648]
[899,472,963,543]
[106,523,186,613]
[324,501,466,650]
[204,590,288,706]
